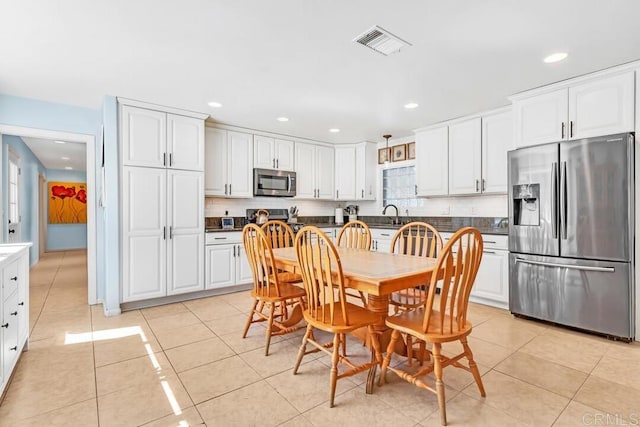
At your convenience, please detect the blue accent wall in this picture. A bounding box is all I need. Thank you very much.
[46,169,88,251]
[0,93,116,312]
[2,135,46,265]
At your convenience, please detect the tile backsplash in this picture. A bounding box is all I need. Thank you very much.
[205,193,507,219]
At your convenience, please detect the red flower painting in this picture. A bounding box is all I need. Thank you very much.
[49,182,87,224]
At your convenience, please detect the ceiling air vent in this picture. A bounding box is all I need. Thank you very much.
[353,25,411,56]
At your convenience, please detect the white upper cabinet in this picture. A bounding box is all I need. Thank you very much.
[204,127,227,196]
[254,136,294,170]
[295,142,334,200]
[334,145,356,200]
[513,71,635,148]
[121,106,167,168]
[227,131,254,198]
[167,114,204,171]
[415,126,448,197]
[514,89,567,148]
[205,128,253,198]
[274,139,295,171]
[294,142,316,199]
[354,142,377,200]
[448,118,482,195]
[316,145,335,200]
[253,135,275,169]
[482,109,513,193]
[568,72,635,139]
[121,105,204,170]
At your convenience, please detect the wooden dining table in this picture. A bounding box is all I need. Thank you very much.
[270,246,439,393]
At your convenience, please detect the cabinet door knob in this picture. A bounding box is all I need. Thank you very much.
[273,158,275,168]
[561,122,565,139]
[570,120,574,138]
[229,184,231,195]
[276,158,279,169]
[1,323,8,328]
[475,179,479,192]
[361,189,364,198]
[18,302,24,306]
[10,311,17,316]
[163,152,167,166]
[169,153,173,167]
[10,346,17,351]
[10,276,17,281]
[224,184,228,195]
[482,179,486,192]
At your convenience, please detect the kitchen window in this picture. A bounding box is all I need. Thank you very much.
[382,165,423,208]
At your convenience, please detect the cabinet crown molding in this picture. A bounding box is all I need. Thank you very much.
[508,60,640,102]
[117,97,209,120]
[413,105,512,134]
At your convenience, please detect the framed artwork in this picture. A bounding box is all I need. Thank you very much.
[49,182,87,224]
[378,147,391,164]
[392,144,407,162]
[407,142,416,160]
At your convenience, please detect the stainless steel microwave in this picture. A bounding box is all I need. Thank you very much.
[253,168,296,197]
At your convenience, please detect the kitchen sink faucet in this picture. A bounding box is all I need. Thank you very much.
[382,204,400,225]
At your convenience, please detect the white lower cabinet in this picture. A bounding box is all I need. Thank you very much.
[0,244,30,397]
[122,167,204,302]
[370,229,393,253]
[442,233,508,309]
[205,233,253,290]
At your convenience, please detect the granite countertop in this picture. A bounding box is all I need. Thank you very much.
[205,216,509,235]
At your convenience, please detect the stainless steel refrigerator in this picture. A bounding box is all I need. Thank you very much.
[508,133,634,340]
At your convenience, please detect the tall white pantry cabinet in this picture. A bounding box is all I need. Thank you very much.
[119,99,208,303]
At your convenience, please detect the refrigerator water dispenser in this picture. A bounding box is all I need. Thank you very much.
[512,184,540,226]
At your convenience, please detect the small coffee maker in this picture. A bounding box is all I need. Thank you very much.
[344,205,358,222]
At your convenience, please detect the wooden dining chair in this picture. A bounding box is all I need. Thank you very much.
[336,220,371,306]
[378,227,485,426]
[241,224,307,356]
[261,220,302,284]
[293,226,383,407]
[389,222,443,365]
[389,222,443,312]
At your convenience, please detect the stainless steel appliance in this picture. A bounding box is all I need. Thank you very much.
[253,168,296,197]
[344,205,358,222]
[508,133,634,340]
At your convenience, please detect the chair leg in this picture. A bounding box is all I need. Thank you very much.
[242,299,259,338]
[378,329,401,386]
[433,343,447,426]
[264,303,276,356]
[358,291,367,306]
[341,333,347,357]
[329,333,340,408]
[461,337,486,397]
[293,324,312,375]
[407,335,414,367]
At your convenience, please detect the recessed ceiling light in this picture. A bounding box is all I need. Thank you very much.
[64,166,73,170]
[277,117,289,122]
[329,128,340,133]
[543,52,568,63]
[54,140,66,144]
[404,103,419,109]
[207,101,222,108]
[61,156,70,160]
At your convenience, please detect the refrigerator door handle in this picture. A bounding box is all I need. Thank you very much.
[560,161,568,239]
[551,163,558,238]
[515,258,615,273]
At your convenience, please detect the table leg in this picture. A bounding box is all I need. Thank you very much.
[364,294,408,393]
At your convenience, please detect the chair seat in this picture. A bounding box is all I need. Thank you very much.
[303,302,379,334]
[385,307,473,343]
[252,282,306,302]
[389,287,428,308]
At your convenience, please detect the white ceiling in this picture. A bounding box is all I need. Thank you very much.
[2,1,640,144]
[21,137,86,171]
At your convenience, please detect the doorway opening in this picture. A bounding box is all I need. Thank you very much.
[0,125,97,305]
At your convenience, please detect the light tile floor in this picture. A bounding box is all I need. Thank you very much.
[1,250,639,426]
